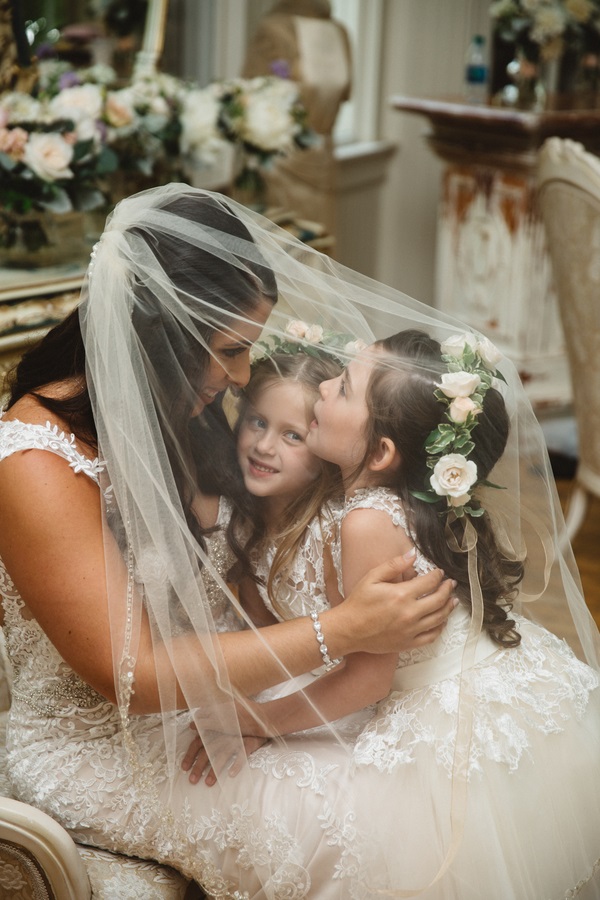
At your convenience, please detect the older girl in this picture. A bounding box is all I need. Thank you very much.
[225,329,600,898]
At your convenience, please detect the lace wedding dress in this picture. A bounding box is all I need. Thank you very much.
[0,418,377,900]
[3,419,600,898]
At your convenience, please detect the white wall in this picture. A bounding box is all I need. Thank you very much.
[375,0,490,304]
[173,0,491,305]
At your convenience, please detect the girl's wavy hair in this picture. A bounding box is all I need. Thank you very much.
[357,329,523,648]
[230,351,343,617]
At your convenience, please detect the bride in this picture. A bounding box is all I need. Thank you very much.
[0,183,598,898]
[0,185,456,899]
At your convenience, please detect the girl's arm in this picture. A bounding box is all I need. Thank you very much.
[238,508,414,737]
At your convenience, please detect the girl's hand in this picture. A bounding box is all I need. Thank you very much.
[181,726,268,785]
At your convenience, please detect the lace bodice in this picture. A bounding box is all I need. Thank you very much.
[0,415,105,480]
[251,499,341,621]
[332,486,474,667]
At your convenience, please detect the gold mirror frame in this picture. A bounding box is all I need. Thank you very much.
[135,0,169,77]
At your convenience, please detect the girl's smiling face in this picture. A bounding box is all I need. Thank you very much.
[237,379,322,520]
[306,352,375,480]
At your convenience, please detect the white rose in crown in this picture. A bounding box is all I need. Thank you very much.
[305,324,324,344]
[344,339,367,354]
[23,133,74,181]
[286,320,309,339]
[448,396,482,424]
[430,453,478,500]
[438,371,481,398]
[441,332,478,358]
[476,335,502,370]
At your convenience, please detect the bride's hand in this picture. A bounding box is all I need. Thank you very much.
[330,554,457,655]
[181,726,267,785]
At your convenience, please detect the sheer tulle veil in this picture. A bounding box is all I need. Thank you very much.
[79,183,600,896]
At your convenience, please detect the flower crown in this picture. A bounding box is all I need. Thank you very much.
[251,319,366,367]
[411,332,506,519]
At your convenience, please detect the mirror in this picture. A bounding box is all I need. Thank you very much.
[18,1,169,80]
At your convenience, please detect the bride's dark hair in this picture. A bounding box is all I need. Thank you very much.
[6,192,278,557]
[361,329,523,648]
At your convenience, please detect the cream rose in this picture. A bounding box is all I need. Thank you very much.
[105,89,137,129]
[286,320,308,339]
[440,332,477,359]
[476,335,502,370]
[23,132,74,181]
[241,81,298,152]
[1,92,41,123]
[448,396,482,424]
[437,371,481,399]
[0,126,28,160]
[430,453,478,500]
[179,88,221,156]
[344,339,367,355]
[305,325,324,344]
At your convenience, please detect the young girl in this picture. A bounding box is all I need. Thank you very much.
[233,350,405,731]
[227,330,600,898]
[183,346,435,784]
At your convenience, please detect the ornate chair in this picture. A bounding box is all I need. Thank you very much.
[537,137,600,541]
[0,631,203,900]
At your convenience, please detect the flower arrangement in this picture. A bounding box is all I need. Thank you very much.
[252,319,366,366]
[490,0,600,61]
[0,59,314,218]
[181,76,314,196]
[412,332,505,519]
[0,62,119,215]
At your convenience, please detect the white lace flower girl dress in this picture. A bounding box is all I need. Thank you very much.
[327,486,600,899]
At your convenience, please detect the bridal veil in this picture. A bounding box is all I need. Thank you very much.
[79,183,600,897]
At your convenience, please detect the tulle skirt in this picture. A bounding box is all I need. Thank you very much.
[347,617,600,899]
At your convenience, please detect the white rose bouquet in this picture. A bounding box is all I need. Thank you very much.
[0,58,315,255]
[215,76,315,195]
[411,332,506,518]
[0,76,118,217]
[490,0,600,62]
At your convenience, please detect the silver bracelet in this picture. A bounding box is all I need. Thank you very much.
[310,611,342,672]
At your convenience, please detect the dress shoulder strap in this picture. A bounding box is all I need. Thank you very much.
[342,486,409,532]
[0,416,104,484]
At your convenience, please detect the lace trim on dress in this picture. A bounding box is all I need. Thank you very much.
[252,500,341,622]
[0,414,105,481]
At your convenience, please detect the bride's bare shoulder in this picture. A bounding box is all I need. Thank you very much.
[3,379,84,430]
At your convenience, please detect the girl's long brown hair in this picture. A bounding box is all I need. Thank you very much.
[231,352,343,617]
[359,329,523,648]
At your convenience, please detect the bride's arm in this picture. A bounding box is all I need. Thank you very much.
[0,451,455,713]
[232,508,416,737]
